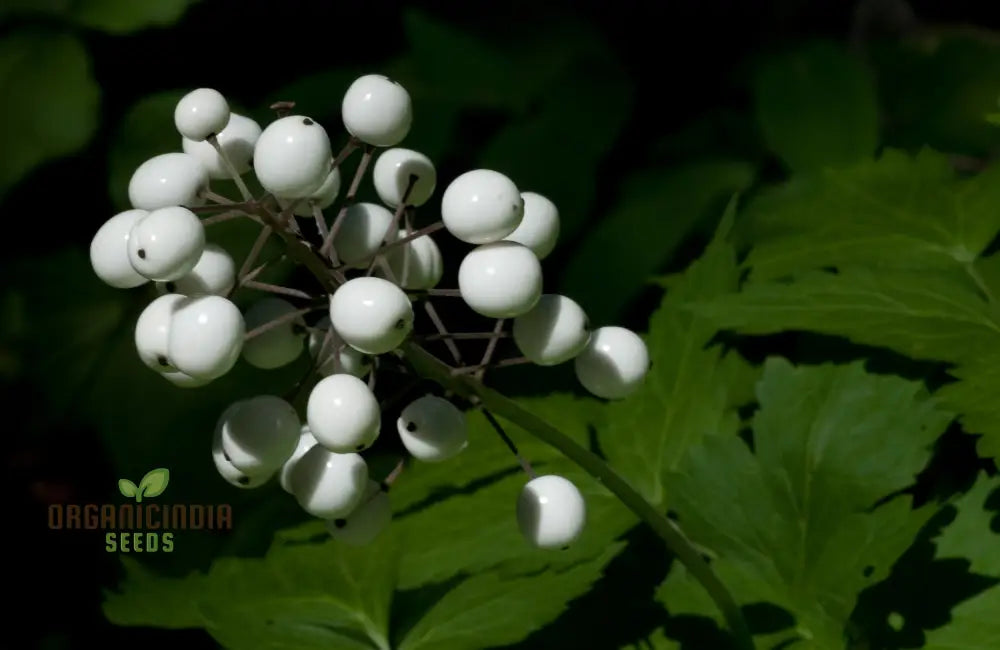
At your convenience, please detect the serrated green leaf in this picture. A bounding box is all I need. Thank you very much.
[117,479,137,499]
[740,149,1000,280]
[560,163,754,323]
[752,41,878,172]
[104,557,208,628]
[923,475,1000,649]
[688,267,999,364]
[0,30,99,200]
[399,543,625,650]
[667,359,949,647]
[598,203,753,506]
[138,467,170,499]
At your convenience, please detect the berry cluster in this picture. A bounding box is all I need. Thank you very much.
[89,75,650,550]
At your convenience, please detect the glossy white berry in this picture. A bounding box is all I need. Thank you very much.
[212,423,270,489]
[157,243,235,296]
[127,206,205,282]
[167,295,245,380]
[503,192,560,260]
[174,88,230,142]
[307,374,381,453]
[328,277,413,354]
[182,112,261,179]
[341,74,412,147]
[134,293,185,372]
[441,169,524,244]
[286,167,342,217]
[128,152,208,211]
[279,426,318,493]
[332,202,394,268]
[517,475,586,549]
[513,295,590,366]
[458,241,542,318]
[253,115,332,198]
[326,480,391,545]
[289,446,368,519]
[241,297,306,370]
[162,370,211,389]
[373,148,436,207]
[307,316,373,378]
[573,326,650,400]
[90,209,150,289]
[383,229,443,290]
[397,395,468,462]
[218,396,301,476]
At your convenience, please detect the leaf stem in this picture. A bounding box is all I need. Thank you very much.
[401,341,755,650]
[965,262,996,304]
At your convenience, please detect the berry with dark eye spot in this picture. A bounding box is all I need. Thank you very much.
[405,421,417,432]
[237,475,250,485]
[157,355,169,367]
[303,117,314,126]
[165,282,176,292]
[333,519,346,529]
[137,248,147,259]
[395,318,407,330]
[356,443,366,451]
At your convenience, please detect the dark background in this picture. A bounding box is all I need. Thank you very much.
[3,0,1000,648]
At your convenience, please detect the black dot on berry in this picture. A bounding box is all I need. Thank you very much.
[165,282,176,292]
[333,519,347,528]
[237,475,250,485]
[223,451,231,462]
[303,118,314,126]
[395,318,406,329]
[137,249,146,259]
[156,355,169,367]
[405,421,417,432]
[356,444,366,451]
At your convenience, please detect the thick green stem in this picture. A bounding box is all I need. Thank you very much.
[402,342,755,650]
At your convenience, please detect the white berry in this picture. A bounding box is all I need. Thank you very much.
[279,426,318,493]
[284,166,342,217]
[167,295,245,380]
[128,152,208,210]
[162,370,211,388]
[307,316,373,379]
[341,74,412,147]
[157,243,235,296]
[90,209,150,289]
[253,115,332,198]
[134,293,185,372]
[441,169,524,244]
[127,206,205,282]
[573,326,650,399]
[332,202,394,268]
[218,396,301,476]
[383,229,443,290]
[503,192,560,260]
[373,148,436,207]
[326,480,391,545]
[212,423,270,489]
[307,374,381,453]
[513,295,590,366]
[397,395,468,462]
[458,241,542,318]
[241,297,306,370]
[289,446,369,519]
[328,277,413,354]
[182,112,261,179]
[516,475,586,549]
[174,88,230,142]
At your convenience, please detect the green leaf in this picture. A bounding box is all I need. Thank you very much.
[0,0,196,33]
[0,30,99,200]
[924,475,1000,649]
[740,149,1000,280]
[687,266,999,364]
[752,41,878,172]
[117,479,137,499]
[138,467,170,499]
[667,359,950,647]
[398,543,625,650]
[598,202,754,506]
[560,162,754,324]
[104,558,208,628]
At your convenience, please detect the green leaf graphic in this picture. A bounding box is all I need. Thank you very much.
[138,468,170,500]
[118,478,137,499]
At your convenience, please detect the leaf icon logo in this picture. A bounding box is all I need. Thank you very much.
[118,468,170,502]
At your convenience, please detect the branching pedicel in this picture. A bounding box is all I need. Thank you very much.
[89,76,754,648]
